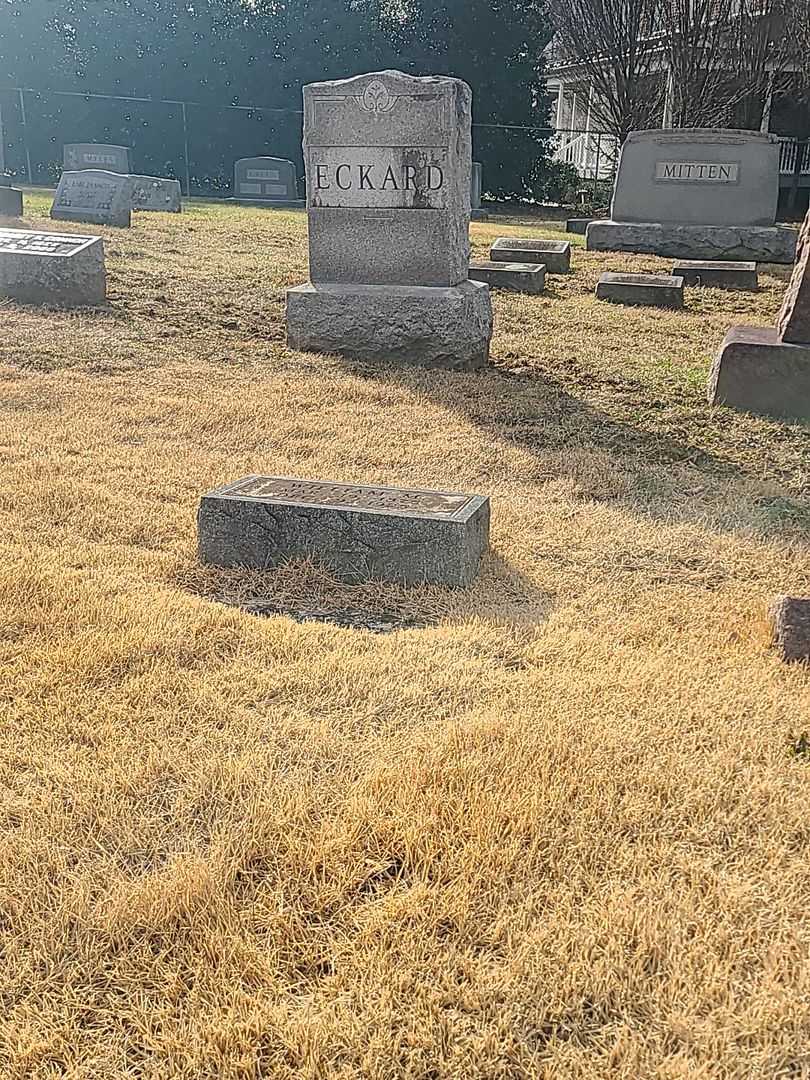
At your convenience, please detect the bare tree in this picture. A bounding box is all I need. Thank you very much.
[546,0,664,142]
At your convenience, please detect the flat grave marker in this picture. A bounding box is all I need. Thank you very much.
[469,260,546,294]
[0,227,105,305]
[490,238,571,274]
[198,474,490,587]
[596,271,684,308]
[672,260,757,290]
[51,170,134,228]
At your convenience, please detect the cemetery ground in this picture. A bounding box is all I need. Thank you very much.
[2,190,810,1079]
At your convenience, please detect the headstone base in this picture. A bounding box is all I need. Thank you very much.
[587,221,797,264]
[198,475,490,587]
[0,187,23,218]
[227,198,305,209]
[286,280,492,369]
[672,260,758,289]
[469,260,545,293]
[708,325,810,419]
[596,272,684,308]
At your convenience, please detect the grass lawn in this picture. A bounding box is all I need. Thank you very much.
[1,191,810,1079]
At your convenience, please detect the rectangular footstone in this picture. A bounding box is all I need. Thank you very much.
[287,279,492,369]
[586,221,797,264]
[566,218,595,235]
[0,228,105,306]
[596,272,684,308]
[198,475,491,587]
[708,325,810,420]
[672,260,757,289]
[468,260,545,293]
[490,237,571,273]
[0,187,23,217]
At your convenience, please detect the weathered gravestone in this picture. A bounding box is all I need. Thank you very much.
[286,70,492,368]
[0,228,105,306]
[64,143,130,174]
[490,238,571,274]
[469,260,546,294]
[51,170,135,228]
[672,260,758,290]
[587,129,797,264]
[596,271,684,308]
[770,595,810,663]
[130,175,182,212]
[708,208,810,419]
[470,161,487,220]
[198,475,490,587]
[232,157,302,205]
[0,106,22,217]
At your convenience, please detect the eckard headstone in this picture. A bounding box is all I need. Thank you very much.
[232,157,302,205]
[708,207,810,419]
[587,129,797,264]
[286,70,492,368]
[51,170,135,227]
[64,143,130,174]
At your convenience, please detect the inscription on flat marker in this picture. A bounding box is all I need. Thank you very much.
[221,476,475,516]
[199,474,490,586]
[0,229,97,257]
[0,227,105,306]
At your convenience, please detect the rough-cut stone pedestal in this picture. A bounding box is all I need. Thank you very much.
[0,228,106,306]
[587,221,797,264]
[708,326,810,419]
[287,280,492,369]
[198,474,490,586]
[0,187,23,217]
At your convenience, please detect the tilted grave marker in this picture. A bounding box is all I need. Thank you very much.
[0,228,105,306]
[51,170,135,228]
[130,175,182,213]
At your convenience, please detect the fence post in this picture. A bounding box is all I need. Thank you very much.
[17,89,33,185]
[180,101,191,197]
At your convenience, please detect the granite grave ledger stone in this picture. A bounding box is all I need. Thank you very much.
[64,143,130,174]
[708,207,810,419]
[198,475,490,587]
[596,271,684,308]
[286,70,492,368]
[587,129,796,263]
[130,175,182,212]
[0,228,105,306]
[490,238,571,274]
[232,157,303,206]
[51,170,135,228]
[469,260,546,294]
[671,259,758,290]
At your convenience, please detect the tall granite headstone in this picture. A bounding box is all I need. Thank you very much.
[708,208,810,419]
[232,157,302,205]
[64,144,130,174]
[51,170,135,228]
[588,129,796,264]
[286,70,492,368]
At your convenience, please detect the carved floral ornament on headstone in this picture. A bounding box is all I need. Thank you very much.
[359,79,398,114]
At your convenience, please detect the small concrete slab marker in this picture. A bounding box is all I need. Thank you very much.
[198,475,490,587]
[0,228,105,306]
[709,206,810,419]
[469,260,546,294]
[672,259,757,290]
[770,596,810,663]
[490,237,571,273]
[596,272,684,309]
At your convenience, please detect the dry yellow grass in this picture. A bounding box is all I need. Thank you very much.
[1,190,810,1079]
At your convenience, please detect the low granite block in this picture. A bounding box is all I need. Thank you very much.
[707,325,810,419]
[586,221,797,264]
[566,218,595,235]
[286,280,492,369]
[468,260,545,294]
[198,475,491,587]
[770,595,810,663]
[0,228,105,306]
[672,260,758,289]
[596,272,684,308]
[490,237,571,273]
[0,187,23,217]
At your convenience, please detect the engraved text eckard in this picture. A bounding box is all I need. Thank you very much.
[308,148,449,209]
[223,476,474,517]
[655,161,740,183]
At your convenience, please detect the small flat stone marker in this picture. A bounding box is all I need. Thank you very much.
[490,237,571,273]
[709,207,810,419]
[566,218,595,235]
[468,260,545,294]
[770,596,810,663]
[0,228,105,305]
[198,475,490,587]
[596,272,684,308]
[672,260,757,289]
[51,169,135,228]
[0,184,23,217]
[131,175,182,212]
